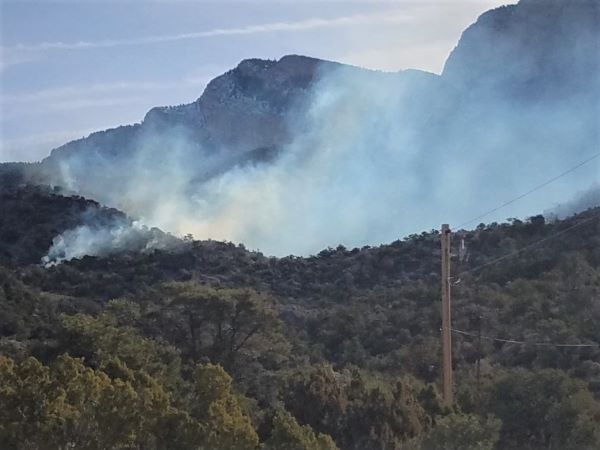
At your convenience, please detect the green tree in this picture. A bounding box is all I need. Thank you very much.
[0,354,172,449]
[283,365,430,450]
[488,369,600,449]
[162,283,288,374]
[421,414,501,450]
[188,363,259,450]
[0,355,262,450]
[58,312,182,389]
[264,410,338,450]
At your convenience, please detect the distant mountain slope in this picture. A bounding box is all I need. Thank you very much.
[47,55,337,162]
[443,0,600,96]
[3,0,598,255]
[32,56,349,193]
[31,0,598,187]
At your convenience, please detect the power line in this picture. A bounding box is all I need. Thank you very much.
[451,328,599,348]
[458,209,600,277]
[439,152,600,383]
[456,151,600,229]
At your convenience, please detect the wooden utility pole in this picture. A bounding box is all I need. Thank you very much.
[440,224,453,407]
[476,312,482,412]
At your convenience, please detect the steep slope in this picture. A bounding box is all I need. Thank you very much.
[0,185,186,266]
[443,0,600,97]
[24,55,395,213]
[30,0,598,185]
[33,56,343,190]
[0,185,125,265]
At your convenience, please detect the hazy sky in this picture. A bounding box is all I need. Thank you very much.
[0,0,509,162]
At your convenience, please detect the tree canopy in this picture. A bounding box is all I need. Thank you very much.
[1,185,600,448]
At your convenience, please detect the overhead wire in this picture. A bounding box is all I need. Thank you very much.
[445,152,600,349]
[457,209,600,277]
[455,150,600,230]
[451,328,599,348]
[446,211,600,348]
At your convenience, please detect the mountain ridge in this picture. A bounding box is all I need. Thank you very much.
[3,0,599,256]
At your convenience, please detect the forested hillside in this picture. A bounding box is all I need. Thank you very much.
[1,185,600,449]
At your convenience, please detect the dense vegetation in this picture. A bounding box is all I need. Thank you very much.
[1,185,600,449]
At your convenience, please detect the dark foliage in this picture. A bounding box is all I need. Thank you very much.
[1,184,600,449]
[0,185,124,265]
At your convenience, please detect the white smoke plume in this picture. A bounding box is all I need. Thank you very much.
[36,2,600,258]
[44,61,599,257]
[42,217,189,266]
[546,185,600,220]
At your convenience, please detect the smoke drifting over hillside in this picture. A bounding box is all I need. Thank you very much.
[42,215,188,266]
[33,0,600,258]
[177,77,598,255]
[49,68,599,256]
[548,185,600,220]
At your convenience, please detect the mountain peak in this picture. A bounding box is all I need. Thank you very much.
[443,0,600,95]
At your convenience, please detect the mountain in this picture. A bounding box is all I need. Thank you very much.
[29,55,348,194]
[31,0,598,178]
[443,0,600,96]
[4,0,600,256]
[47,55,337,162]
